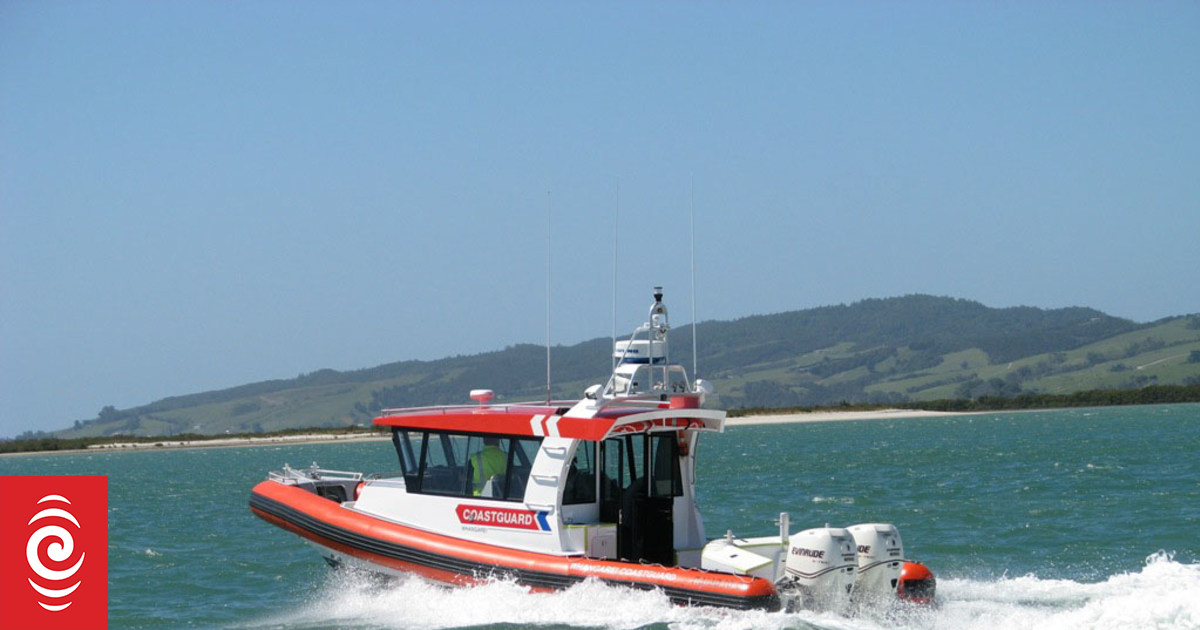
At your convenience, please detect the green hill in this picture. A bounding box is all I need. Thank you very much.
[53,295,1200,438]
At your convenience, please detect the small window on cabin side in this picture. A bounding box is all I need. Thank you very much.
[627,434,647,486]
[563,442,598,505]
[392,429,424,489]
[648,433,683,498]
[599,437,624,522]
[502,437,542,501]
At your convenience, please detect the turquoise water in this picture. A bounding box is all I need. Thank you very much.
[2,404,1198,629]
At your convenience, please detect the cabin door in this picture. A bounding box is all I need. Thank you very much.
[600,433,681,565]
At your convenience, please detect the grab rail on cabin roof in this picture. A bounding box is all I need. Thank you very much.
[378,391,712,420]
[588,391,705,412]
[378,402,577,417]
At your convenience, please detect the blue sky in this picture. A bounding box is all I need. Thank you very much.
[2,2,1197,437]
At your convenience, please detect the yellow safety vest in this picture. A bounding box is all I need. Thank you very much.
[472,445,507,495]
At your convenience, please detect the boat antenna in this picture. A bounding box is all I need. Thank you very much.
[612,179,620,370]
[690,175,699,383]
[546,189,553,404]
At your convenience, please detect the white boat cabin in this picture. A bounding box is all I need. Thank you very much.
[355,395,724,568]
[352,286,723,567]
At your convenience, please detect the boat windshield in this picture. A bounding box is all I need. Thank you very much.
[392,428,542,502]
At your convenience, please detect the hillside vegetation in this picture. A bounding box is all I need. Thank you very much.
[47,295,1200,439]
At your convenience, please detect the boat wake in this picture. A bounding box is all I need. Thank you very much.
[242,551,1197,630]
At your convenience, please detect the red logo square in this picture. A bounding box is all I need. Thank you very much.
[0,476,108,630]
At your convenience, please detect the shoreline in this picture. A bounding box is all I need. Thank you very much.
[0,432,390,458]
[2,409,969,457]
[725,408,973,426]
[90,431,391,451]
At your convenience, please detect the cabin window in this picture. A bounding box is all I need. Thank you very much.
[421,433,470,495]
[648,433,682,498]
[390,428,541,502]
[599,433,681,501]
[462,435,497,496]
[563,441,598,505]
[392,430,424,489]
[624,434,648,488]
[599,437,623,522]
[503,437,542,501]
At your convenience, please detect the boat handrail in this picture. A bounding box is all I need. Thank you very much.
[591,391,704,412]
[270,463,364,483]
[382,394,713,417]
[380,395,669,417]
[366,470,406,480]
[310,468,364,480]
[379,401,577,417]
[376,394,719,436]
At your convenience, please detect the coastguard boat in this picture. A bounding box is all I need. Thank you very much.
[249,287,934,612]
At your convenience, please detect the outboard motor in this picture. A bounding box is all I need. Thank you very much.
[847,523,905,604]
[780,526,858,612]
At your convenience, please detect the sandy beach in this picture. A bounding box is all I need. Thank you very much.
[87,432,391,451]
[0,431,390,457]
[725,408,966,426]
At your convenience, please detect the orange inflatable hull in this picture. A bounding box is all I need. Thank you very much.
[250,480,779,610]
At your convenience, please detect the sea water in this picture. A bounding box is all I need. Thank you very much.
[2,404,1198,629]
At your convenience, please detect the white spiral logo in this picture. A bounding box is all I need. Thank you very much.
[26,494,86,612]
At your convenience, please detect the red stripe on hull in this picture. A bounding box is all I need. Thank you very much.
[252,506,479,586]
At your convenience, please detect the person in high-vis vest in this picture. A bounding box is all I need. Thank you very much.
[471,437,507,496]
